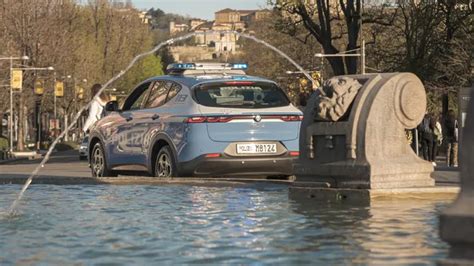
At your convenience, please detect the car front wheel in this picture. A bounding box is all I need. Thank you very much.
[90,142,116,177]
[154,146,177,177]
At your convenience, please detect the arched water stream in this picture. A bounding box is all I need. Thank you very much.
[5,31,316,215]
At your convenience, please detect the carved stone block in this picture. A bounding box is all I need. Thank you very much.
[295,73,434,189]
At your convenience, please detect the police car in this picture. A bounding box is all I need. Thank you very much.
[88,63,302,178]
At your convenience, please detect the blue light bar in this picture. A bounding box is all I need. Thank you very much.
[167,63,196,71]
[231,63,248,70]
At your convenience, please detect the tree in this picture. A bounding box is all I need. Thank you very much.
[270,0,394,76]
[0,0,166,150]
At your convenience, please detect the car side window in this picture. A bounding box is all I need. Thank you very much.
[144,81,170,109]
[166,82,182,103]
[122,82,152,111]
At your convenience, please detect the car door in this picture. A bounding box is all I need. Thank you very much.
[141,81,187,161]
[107,81,153,168]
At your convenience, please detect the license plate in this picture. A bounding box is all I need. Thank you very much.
[236,143,277,154]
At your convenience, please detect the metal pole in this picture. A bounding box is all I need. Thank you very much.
[362,40,366,74]
[54,73,57,120]
[415,128,419,156]
[9,57,13,152]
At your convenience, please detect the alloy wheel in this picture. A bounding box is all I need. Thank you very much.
[156,153,172,177]
[92,146,105,177]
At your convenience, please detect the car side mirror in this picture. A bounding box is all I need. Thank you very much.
[105,101,120,112]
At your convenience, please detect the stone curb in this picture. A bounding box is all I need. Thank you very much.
[0,176,294,186]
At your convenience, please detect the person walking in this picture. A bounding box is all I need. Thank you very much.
[444,110,459,167]
[433,115,443,166]
[83,84,110,133]
[418,113,435,165]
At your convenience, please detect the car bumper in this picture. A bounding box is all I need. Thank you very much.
[178,155,296,177]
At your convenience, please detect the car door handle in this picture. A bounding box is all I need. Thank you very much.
[126,116,133,122]
[151,114,160,120]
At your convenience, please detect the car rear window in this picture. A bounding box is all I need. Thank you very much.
[194,81,290,108]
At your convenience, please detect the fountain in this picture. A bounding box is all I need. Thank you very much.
[290,73,459,203]
[5,30,316,215]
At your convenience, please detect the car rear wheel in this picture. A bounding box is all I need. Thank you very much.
[91,142,116,177]
[154,146,177,177]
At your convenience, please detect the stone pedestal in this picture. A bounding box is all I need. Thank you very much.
[439,89,474,264]
[295,73,434,189]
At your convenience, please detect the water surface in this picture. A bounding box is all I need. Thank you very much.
[0,184,449,265]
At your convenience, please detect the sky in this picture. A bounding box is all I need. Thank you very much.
[132,0,268,20]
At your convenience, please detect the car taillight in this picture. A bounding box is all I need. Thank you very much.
[280,115,303,122]
[206,116,233,123]
[185,116,207,123]
[289,151,300,157]
[185,115,303,123]
[185,116,233,123]
[205,153,221,158]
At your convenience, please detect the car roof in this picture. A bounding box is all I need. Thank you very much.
[142,74,278,89]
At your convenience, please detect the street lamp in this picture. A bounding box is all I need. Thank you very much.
[314,48,366,81]
[14,66,54,150]
[0,55,29,152]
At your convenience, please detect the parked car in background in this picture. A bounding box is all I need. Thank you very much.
[79,136,89,160]
[88,63,302,178]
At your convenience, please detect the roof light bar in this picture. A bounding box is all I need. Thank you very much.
[167,62,248,72]
[230,63,248,70]
[167,63,196,71]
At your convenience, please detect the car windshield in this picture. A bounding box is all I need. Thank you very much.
[195,81,290,108]
[81,136,89,144]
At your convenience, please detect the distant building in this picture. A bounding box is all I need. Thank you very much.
[169,21,189,35]
[214,8,271,25]
[190,19,207,30]
[139,12,152,24]
[168,8,271,62]
[215,8,241,24]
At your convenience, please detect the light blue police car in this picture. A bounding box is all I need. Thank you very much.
[88,63,303,178]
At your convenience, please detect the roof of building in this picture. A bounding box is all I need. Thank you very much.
[215,8,236,14]
[194,21,214,30]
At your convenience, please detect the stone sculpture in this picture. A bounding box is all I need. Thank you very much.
[316,77,362,121]
[439,88,474,264]
[295,73,434,189]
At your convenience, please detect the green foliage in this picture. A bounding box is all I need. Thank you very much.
[0,137,8,150]
[116,55,164,93]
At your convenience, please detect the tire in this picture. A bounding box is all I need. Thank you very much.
[154,145,177,177]
[79,155,87,161]
[90,142,116,177]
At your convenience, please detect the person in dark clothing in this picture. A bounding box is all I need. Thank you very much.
[444,110,459,167]
[418,113,436,165]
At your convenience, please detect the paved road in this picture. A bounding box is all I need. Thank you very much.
[0,150,460,185]
[0,150,91,179]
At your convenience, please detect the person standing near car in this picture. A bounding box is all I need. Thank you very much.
[444,109,459,167]
[83,83,110,133]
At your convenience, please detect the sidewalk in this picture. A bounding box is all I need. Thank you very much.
[0,149,53,165]
[432,155,460,186]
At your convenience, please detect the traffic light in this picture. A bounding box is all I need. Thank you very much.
[34,79,44,95]
[55,81,64,97]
